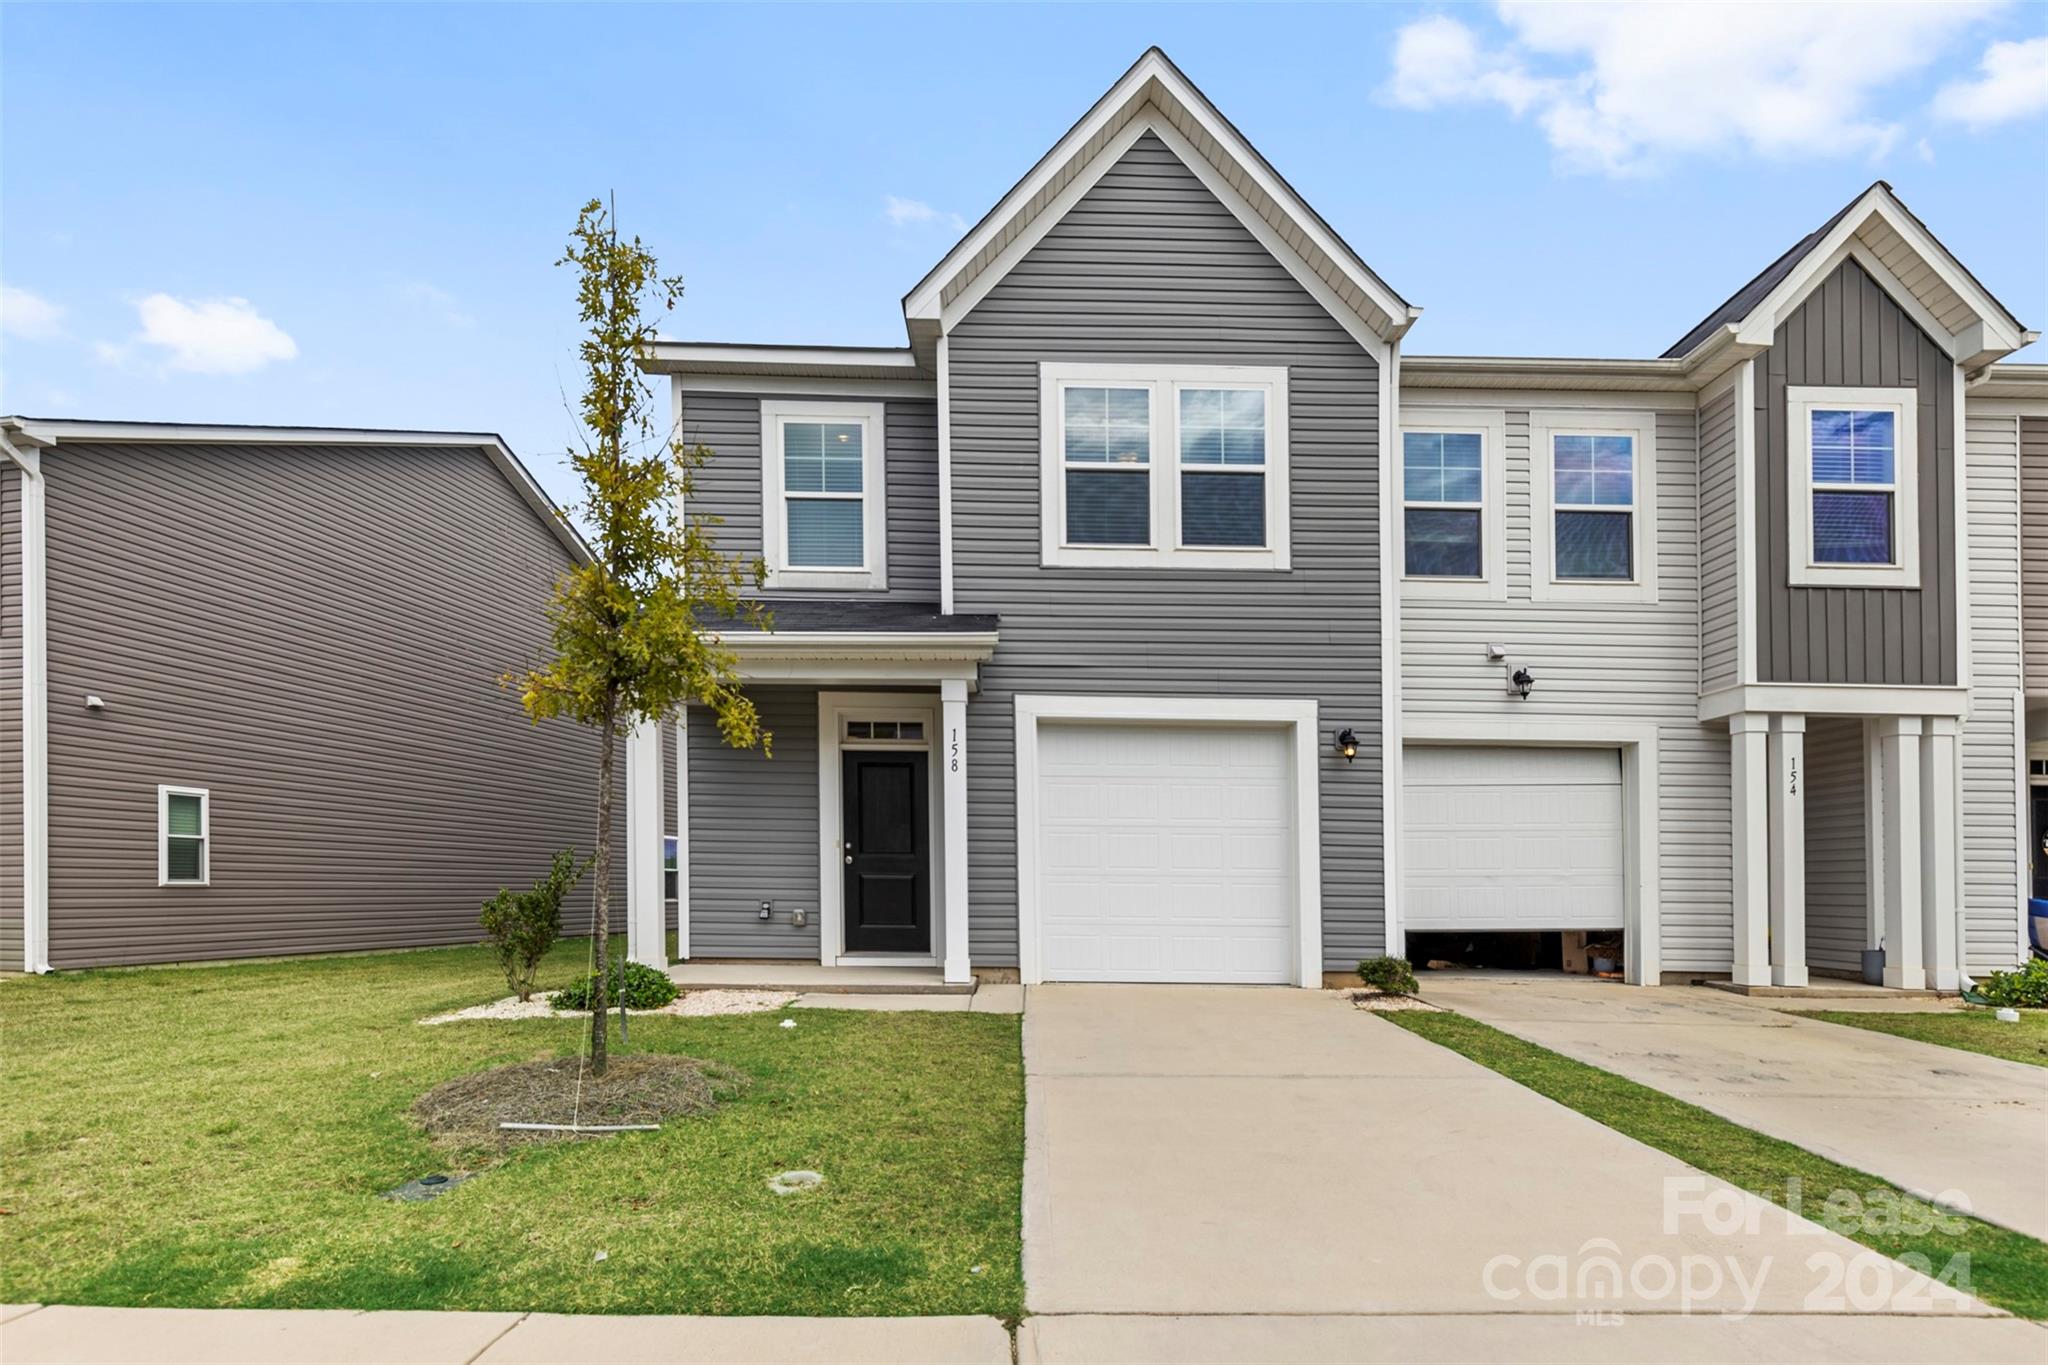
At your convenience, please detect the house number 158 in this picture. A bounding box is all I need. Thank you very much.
[950,729,961,773]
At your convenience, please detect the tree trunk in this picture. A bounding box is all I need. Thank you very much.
[590,696,616,1076]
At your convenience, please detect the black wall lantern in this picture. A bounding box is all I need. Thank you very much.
[1334,728,1359,762]
[1510,667,1536,701]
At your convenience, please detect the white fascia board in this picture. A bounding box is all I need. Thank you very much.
[672,374,935,399]
[640,344,922,376]
[1697,683,1972,723]
[720,630,998,662]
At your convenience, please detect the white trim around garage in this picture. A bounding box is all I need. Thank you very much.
[1402,716,1662,986]
[1012,693,1323,988]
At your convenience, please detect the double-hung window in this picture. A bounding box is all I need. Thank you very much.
[1041,363,1289,569]
[159,785,209,886]
[1786,386,1919,588]
[760,399,888,590]
[1532,411,1658,602]
[1400,411,1505,599]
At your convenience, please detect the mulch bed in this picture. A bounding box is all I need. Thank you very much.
[411,1053,747,1149]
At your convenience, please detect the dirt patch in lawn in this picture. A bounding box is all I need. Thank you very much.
[411,1053,747,1149]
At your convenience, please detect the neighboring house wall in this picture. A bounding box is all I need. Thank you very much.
[684,686,819,960]
[1962,409,2026,971]
[1698,386,1741,693]
[1401,404,1733,971]
[1803,716,1867,976]
[2024,415,2048,694]
[0,464,20,972]
[1755,257,1959,686]
[39,440,623,968]
[949,131,1384,971]
[677,393,941,601]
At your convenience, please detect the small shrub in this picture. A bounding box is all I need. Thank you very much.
[479,849,584,1001]
[552,960,679,1012]
[1358,955,1418,995]
[1974,958,2048,1009]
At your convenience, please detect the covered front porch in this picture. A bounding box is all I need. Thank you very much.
[617,602,997,987]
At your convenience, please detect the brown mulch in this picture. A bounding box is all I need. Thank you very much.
[410,1053,747,1150]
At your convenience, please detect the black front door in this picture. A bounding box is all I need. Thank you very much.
[2033,791,2048,901]
[843,750,931,953]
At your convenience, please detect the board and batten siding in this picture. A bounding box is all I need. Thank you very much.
[1962,409,2027,971]
[1756,257,1958,686]
[1802,716,1868,976]
[0,464,20,971]
[948,130,1383,971]
[38,441,624,968]
[1400,406,1734,972]
[2022,415,2048,695]
[677,393,940,601]
[684,686,820,960]
[1698,386,1741,692]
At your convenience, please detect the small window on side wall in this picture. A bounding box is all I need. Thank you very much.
[663,835,678,901]
[1787,386,1919,589]
[159,786,209,886]
[760,399,888,591]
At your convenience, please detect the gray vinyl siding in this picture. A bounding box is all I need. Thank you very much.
[39,441,624,968]
[684,686,819,959]
[1698,386,1741,692]
[949,131,1383,971]
[1962,410,2026,971]
[2023,416,2048,695]
[0,465,20,971]
[1755,257,1958,685]
[677,393,941,601]
[1803,716,1867,975]
[1401,407,1734,972]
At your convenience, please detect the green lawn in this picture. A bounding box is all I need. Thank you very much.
[1387,1009,2048,1320]
[1798,1009,2048,1068]
[0,940,1023,1317]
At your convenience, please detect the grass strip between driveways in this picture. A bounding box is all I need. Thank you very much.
[1386,1008,2048,1320]
[1796,1009,2048,1068]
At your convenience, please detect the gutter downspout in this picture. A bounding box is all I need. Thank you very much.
[0,425,49,973]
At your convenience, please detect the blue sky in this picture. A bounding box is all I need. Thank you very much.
[4,2,2044,507]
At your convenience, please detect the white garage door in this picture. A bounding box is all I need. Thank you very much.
[1035,722,1296,983]
[1404,746,1624,931]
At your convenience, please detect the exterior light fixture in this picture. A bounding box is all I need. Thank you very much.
[1510,668,1535,701]
[1334,728,1359,762]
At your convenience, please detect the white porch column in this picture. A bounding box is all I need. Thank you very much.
[625,715,667,969]
[1878,716,1924,989]
[1862,721,1887,961]
[1729,714,1772,988]
[1767,715,1808,987]
[673,711,690,962]
[940,679,972,985]
[1919,717,1960,991]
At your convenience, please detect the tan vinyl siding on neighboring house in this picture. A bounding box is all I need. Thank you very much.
[683,687,819,960]
[1698,386,1741,692]
[949,131,1384,971]
[40,441,623,968]
[0,464,20,971]
[1963,410,2026,971]
[1401,407,1734,972]
[676,394,941,601]
[2023,416,2048,695]
[1803,716,1867,976]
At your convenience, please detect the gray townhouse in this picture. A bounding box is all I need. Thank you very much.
[0,420,626,972]
[618,48,2045,992]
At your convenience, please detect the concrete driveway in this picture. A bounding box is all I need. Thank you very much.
[1019,985,2041,1362]
[1420,974,2048,1242]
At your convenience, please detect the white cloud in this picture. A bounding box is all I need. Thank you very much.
[396,280,474,328]
[1383,2,2006,175]
[884,195,966,231]
[123,294,298,375]
[2,284,66,340]
[1933,35,2048,127]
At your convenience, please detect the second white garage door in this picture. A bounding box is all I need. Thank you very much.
[1035,722,1297,983]
[1404,746,1625,931]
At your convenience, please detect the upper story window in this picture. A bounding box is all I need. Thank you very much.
[1532,410,1658,604]
[760,399,888,591]
[1039,363,1290,570]
[159,785,209,886]
[1786,386,1919,589]
[1400,410,1506,600]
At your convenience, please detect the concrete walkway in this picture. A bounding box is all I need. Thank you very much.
[1419,973,2048,1241]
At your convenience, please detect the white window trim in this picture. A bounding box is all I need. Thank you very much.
[1531,409,1659,605]
[1785,384,1920,589]
[158,785,209,887]
[760,399,888,591]
[1399,408,1506,601]
[1038,362,1290,570]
